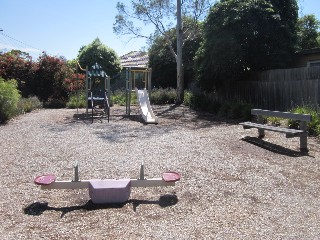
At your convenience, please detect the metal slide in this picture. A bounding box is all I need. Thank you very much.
[135,88,158,124]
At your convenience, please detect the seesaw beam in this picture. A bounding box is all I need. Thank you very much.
[40,178,175,190]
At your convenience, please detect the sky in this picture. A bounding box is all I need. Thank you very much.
[1,0,320,60]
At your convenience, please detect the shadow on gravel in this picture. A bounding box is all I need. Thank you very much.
[242,136,310,157]
[24,194,178,218]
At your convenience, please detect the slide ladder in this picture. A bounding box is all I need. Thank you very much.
[135,88,158,124]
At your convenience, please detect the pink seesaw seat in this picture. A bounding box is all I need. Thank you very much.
[34,174,56,185]
[162,171,181,182]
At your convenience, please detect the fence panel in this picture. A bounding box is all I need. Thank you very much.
[219,67,320,111]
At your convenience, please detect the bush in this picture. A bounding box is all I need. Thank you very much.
[17,96,42,113]
[183,90,193,107]
[66,92,87,109]
[150,88,176,104]
[111,90,129,106]
[0,78,21,123]
[265,117,282,126]
[111,88,176,106]
[183,89,252,120]
[289,105,320,136]
[43,98,66,108]
[187,91,221,114]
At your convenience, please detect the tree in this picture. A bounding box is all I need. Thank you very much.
[77,38,122,77]
[297,14,320,50]
[149,19,202,88]
[114,0,213,103]
[196,0,298,91]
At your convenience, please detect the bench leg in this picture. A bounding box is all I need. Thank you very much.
[258,129,265,138]
[300,135,308,152]
[257,115,265,138]
[299,122,308,152]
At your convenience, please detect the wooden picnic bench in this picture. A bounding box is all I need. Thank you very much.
[239,109,312,151]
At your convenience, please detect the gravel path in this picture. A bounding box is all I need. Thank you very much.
[1,105,320,239]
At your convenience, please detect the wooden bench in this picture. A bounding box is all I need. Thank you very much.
[239,109,312,151]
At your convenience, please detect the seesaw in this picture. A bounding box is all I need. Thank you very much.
[34,163,180,204]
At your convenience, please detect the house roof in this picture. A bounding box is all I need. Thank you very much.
[120,51,149,68]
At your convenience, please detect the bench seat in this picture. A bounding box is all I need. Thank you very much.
[239,122,305,138]
[239,109,312,151]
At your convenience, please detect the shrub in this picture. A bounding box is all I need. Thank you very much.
[150,88,176,104]
[289,105,320,136]
[43,98,66,108]
[66,92,87,109]
[183,90,193,107]
[111,88,177,106]
[0,78,21,123]
[111,90,128,106]
[266,117,282,126]
[187,91,220,113]
[17,96,42,113]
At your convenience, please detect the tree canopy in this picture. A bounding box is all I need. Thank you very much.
[149,18,202,89]
[77,38,121,77]
[196,0,299,91]
[114,0,213,103]
[297,14,320,50]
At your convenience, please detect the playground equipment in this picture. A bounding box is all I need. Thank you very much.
[135,88,158,123]
[86,63,111,123]
[34,163,180,204]
[125,68,158,124]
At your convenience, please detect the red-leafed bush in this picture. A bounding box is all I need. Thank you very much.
[30,53,70,103]
[0,50,35,97]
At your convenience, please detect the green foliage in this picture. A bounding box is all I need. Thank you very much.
[183,90,193,107]
[187,91,221,114]
[266,117,282,126]
[17,96,42,113]
[288,105,320,136]
[77,38,121,77]
[183,89,251,120]
[148,19,202,89]
[217,101,252,120]
[148,32,176,88]
[150,88,176,104]
[0,78,21,123]
[196,0,298,91]
[297,14,320,50]
[111,88,176,106]
[66,92,87,109]
[43,99,66,109]
[111,90,126,106]
[111,90,135,106]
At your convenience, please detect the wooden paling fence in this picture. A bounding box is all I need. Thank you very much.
[219,66,320,111]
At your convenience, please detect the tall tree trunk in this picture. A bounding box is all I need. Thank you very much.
[176,0,184,104]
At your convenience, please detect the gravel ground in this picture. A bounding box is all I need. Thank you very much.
[0,105,320,239]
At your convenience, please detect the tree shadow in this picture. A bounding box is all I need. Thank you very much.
[241,136,311,157]
[156,104,181,117]
[24,194,178,218]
